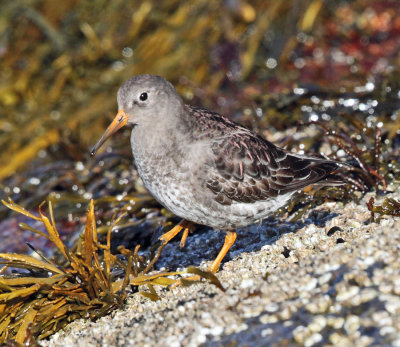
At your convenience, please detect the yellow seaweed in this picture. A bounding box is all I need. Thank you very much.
[0,199,223,344]
[0,253,63,275]
[0,130,59,181]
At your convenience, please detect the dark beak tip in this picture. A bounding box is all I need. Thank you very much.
[89,109,128,158]
[90,146,98,157]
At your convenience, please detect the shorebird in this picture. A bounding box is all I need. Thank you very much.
[91,74,342,275]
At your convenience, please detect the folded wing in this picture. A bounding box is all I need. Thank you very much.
[206,130,340,206]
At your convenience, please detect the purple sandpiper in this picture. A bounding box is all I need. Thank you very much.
[91,74,343,274]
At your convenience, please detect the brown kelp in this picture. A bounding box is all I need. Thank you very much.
[295,118,387,192]
[367,197,400,223]
[0,199,222,344]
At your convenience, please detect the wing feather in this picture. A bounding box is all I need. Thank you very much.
[187,106,340,206]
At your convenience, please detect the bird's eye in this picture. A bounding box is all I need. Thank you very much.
[139,92,148,101]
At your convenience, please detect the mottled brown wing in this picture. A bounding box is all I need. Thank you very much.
[206,130,340,206]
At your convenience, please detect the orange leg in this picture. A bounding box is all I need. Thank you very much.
[208,230,237,273]
[171,230,237,288]
[159,220,194,248]
[144,220,194,273]
[179,227,190,249]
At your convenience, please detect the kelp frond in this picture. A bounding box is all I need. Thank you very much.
[0,199,222,344]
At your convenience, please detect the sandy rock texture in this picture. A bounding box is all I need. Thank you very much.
[43,188,400,347]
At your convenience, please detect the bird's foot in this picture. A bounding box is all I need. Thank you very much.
[169,231,237,290]
[142,220,194,274]
[159,219,194,248]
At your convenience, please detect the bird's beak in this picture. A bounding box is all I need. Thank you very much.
[90,109,129,156]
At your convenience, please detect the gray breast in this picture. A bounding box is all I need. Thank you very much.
[130,128,292,229]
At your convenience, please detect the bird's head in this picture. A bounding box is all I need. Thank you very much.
[91,74,184,156]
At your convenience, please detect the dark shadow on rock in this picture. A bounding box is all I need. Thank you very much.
[132,210,341,272]
[201,265,386,347]
[201,314,299,347]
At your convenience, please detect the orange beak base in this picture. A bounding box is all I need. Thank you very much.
[90,109,129,156]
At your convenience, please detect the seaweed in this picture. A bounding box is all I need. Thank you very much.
[0,199,222,344]
[276,108,393,223]
[293,116,387,193]
[366,197,400,223]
